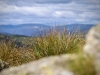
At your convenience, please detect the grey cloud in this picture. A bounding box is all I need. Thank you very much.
[1,0,100,5]
[73,0,100,5]
[0,0,73,6]
[0,0,100,25]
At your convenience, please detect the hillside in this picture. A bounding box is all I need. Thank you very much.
[0,33,32,47]
[0,24,95,36]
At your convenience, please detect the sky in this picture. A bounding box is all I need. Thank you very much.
[0,0,100,25]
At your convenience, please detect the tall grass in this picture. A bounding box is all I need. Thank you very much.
[0,29,85,66]
[32,29,85,58]
[0,41,35,66]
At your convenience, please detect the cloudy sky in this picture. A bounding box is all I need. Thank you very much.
[0,0,100,25]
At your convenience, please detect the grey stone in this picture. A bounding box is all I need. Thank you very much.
[0,54,75,75]
[84,24,100,75]
[84,24,100,55]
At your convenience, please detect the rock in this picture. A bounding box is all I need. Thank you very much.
[84,24,100,55]
[0,59,10,71]
[84,24,100,75]
[0,54,75,75]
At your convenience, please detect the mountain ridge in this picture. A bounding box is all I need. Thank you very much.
[0,23,95,36]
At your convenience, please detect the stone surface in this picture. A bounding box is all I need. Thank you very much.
[0,59,10,71]
[84,24,100,75]
[0,54,75,75]
[84,24,100,55]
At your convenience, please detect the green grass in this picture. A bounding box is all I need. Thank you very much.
[32,29,85,58]
[0,41,35,66]
[0,29,85,66]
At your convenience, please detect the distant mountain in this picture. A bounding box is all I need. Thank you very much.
[0,23,95,36]
[57,24,95,33]
[0,24,51,36]
[0,32,11,35]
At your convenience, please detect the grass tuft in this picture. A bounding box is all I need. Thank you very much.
[32,29,85,57]
[0,29,85,66]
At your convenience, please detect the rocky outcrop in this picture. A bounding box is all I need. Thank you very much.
[0,54,75,75]
[0,24,100,75]
[84,24,100,75]
[0,59,10,71]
